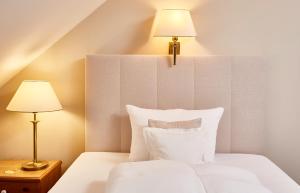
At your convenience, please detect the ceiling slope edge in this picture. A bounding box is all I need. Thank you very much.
[0,0,107,88]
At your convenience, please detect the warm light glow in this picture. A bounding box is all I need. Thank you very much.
[146,0,203,11]
[154,9,197,37]
[7,80,62,113]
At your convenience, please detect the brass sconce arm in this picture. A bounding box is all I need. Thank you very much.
[169,36,180,65]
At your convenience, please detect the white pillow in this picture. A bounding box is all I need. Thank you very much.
[143,127,209,164]
[126,105,224,161]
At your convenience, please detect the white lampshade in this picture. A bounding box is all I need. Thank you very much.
[154,9,197,37]
[7,80,62,113]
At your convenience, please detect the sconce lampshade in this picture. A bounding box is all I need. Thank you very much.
[154,9,197,37]
[7,80,62,113]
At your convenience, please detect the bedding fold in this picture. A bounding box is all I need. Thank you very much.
[106,160,206,193]
[105,160,272,193]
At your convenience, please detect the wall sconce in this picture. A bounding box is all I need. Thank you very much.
[154,9,197,65]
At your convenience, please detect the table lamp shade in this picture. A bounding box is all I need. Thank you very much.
[7,80,62,113]
[154,9,197,37]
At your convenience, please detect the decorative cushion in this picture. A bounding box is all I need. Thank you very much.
[148,118,201,129]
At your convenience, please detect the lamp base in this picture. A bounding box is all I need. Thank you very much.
[21,161,48,171]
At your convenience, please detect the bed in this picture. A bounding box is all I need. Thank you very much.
[49,55,299,193]
[49,152,299,193]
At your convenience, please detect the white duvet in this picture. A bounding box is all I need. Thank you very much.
[106,160,272,193]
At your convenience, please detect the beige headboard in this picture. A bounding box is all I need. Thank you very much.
[85,55,266,154]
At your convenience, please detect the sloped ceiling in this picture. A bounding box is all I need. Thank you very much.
[0,0,106,87]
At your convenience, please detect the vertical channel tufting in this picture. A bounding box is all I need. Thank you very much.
[228,57,233,153]
[86,55,266,154]
[157,56,195,109]
[120,55,158,152]
[193,56,197,110]
[119,56,122,151]
[231,56,266,154]
[194,56,232,153]
[86,55,121,152]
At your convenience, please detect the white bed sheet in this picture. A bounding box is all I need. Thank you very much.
[49,152,300,193]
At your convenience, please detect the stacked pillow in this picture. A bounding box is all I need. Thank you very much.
[126,105,224,164]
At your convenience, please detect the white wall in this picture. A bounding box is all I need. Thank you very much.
[0,0,299,181]
[0,0,106,87]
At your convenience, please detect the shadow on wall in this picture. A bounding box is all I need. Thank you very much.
[191,0,268,56]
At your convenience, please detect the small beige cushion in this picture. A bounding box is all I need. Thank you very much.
[148,118,202,129]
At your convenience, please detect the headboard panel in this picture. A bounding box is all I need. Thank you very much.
[86,55,266,154]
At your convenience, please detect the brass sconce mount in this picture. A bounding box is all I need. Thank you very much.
[169,36,180,66]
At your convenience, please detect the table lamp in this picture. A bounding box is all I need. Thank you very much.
[7,80,62,171]
[154,9,197,65]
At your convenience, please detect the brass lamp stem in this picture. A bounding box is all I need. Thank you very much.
[32,112,39,163]
[21,113,48,171]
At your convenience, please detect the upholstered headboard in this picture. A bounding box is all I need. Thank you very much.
[85,55,266,154]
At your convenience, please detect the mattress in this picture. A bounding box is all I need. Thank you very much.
[49,152,300,193]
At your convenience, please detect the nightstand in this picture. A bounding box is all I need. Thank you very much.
[0,160,62,193]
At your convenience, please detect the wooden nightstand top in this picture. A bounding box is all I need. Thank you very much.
[0,160,62,182]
